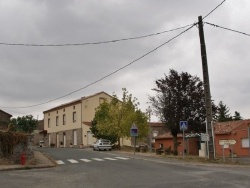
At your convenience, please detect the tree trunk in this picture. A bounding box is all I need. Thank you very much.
[173,134,178,155]
[118,137,121,150]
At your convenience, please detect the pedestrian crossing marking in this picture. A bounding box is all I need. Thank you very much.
[92,158,104,161]
[115,157,130,160]
[80,159,92,162]
[55,157,130,165]
[56,160,65,165]
[67,159,79,163]
[104,157,118,161]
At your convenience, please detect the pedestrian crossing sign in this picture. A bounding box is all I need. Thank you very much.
[180,121,188,131]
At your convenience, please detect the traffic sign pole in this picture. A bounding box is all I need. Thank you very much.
[182,128,185,159]
[180,121,188,158]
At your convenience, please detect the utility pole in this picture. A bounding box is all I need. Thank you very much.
[198,16,215,159]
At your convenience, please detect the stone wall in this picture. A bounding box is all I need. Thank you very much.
[0,135,34,165]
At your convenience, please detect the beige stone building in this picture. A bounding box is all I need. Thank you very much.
[43,92,113,148]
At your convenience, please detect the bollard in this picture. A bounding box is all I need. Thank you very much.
[20,153,26,165]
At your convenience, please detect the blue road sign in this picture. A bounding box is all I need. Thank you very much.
[180,121,188,131]
[130,124,138,137]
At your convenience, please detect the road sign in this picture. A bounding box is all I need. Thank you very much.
[180,121,188,131]
[201,133,209,141]
[219,140,236,145]
[130,124,138,137]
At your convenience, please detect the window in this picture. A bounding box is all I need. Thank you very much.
[63,114,66,125]
[99,97,105,104]
[242,138,249,148]
[73,112,77,122]
[48,118,50,128]
[56,116,59,126]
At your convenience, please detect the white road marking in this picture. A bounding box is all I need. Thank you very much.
[67,159,79,163]
[104,157,118,161]
[92,158,105,161]
[115,157,130,160]
[80,159,92,162]
[56,160,65,165]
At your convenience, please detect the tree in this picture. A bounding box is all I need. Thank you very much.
[233,111,243,120]
[9,115,38,133]
[91,88,149,147]
[215,101,233,122]
[149,69,212,155]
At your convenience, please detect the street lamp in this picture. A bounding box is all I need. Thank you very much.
[146,106,152,152]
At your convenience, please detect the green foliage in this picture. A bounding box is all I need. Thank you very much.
[233,111,243,120]
[91,88,149,146]
[214,101,243,122]
[149,69,215,155]
[215,101,232,122]
[0,131,28,157]
[9,115,38,133]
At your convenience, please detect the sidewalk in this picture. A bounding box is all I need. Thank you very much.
[0,151,56,171]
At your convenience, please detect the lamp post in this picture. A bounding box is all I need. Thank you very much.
[146,106,152,153]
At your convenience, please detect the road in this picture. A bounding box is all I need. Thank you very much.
[0,147,250,188]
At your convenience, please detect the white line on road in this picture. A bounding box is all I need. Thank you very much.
[80,159,92,162]
[92,158,105,161]
[115,157,130,160]
[67,159,79,163]
[56,160,65,165]
[104,157,118,161]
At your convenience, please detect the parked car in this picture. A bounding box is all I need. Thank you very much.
[93,139,112,151]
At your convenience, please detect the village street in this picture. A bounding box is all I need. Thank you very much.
[0,148,250,188]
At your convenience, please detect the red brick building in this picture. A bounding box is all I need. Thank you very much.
[155,132,200,155]
[214,120,250,157]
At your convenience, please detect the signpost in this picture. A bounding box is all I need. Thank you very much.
[219,140,236,161]
[219,140,236,145]
[131,124,138,155]
[180,121,188,158]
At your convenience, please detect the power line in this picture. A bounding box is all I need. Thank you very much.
[0,24,193,47]
[203,0,227,20]
[1,23,197,109]
[205,22,250,37]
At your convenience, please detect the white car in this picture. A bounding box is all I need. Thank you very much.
[93,139,112,151]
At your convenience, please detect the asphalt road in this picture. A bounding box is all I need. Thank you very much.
[0,147,250,188]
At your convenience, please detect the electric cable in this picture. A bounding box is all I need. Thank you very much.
[0,24,193,47]
[205,22,250,37]
[203,0,227,20]
[0,23,197,109]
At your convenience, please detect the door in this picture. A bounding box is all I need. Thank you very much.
[73,130,77,145]
[48,134,51,147]
[56,133,59,148]
[63,135,66,148]
[87,131,92,146]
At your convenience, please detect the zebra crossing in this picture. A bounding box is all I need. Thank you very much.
[55,156,130,165]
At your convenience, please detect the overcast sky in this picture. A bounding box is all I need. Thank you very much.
[0,0,249,121]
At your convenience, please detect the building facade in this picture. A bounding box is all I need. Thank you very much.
[43,92,113,148]
[214,119,250,157]
[0,109,12,131]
